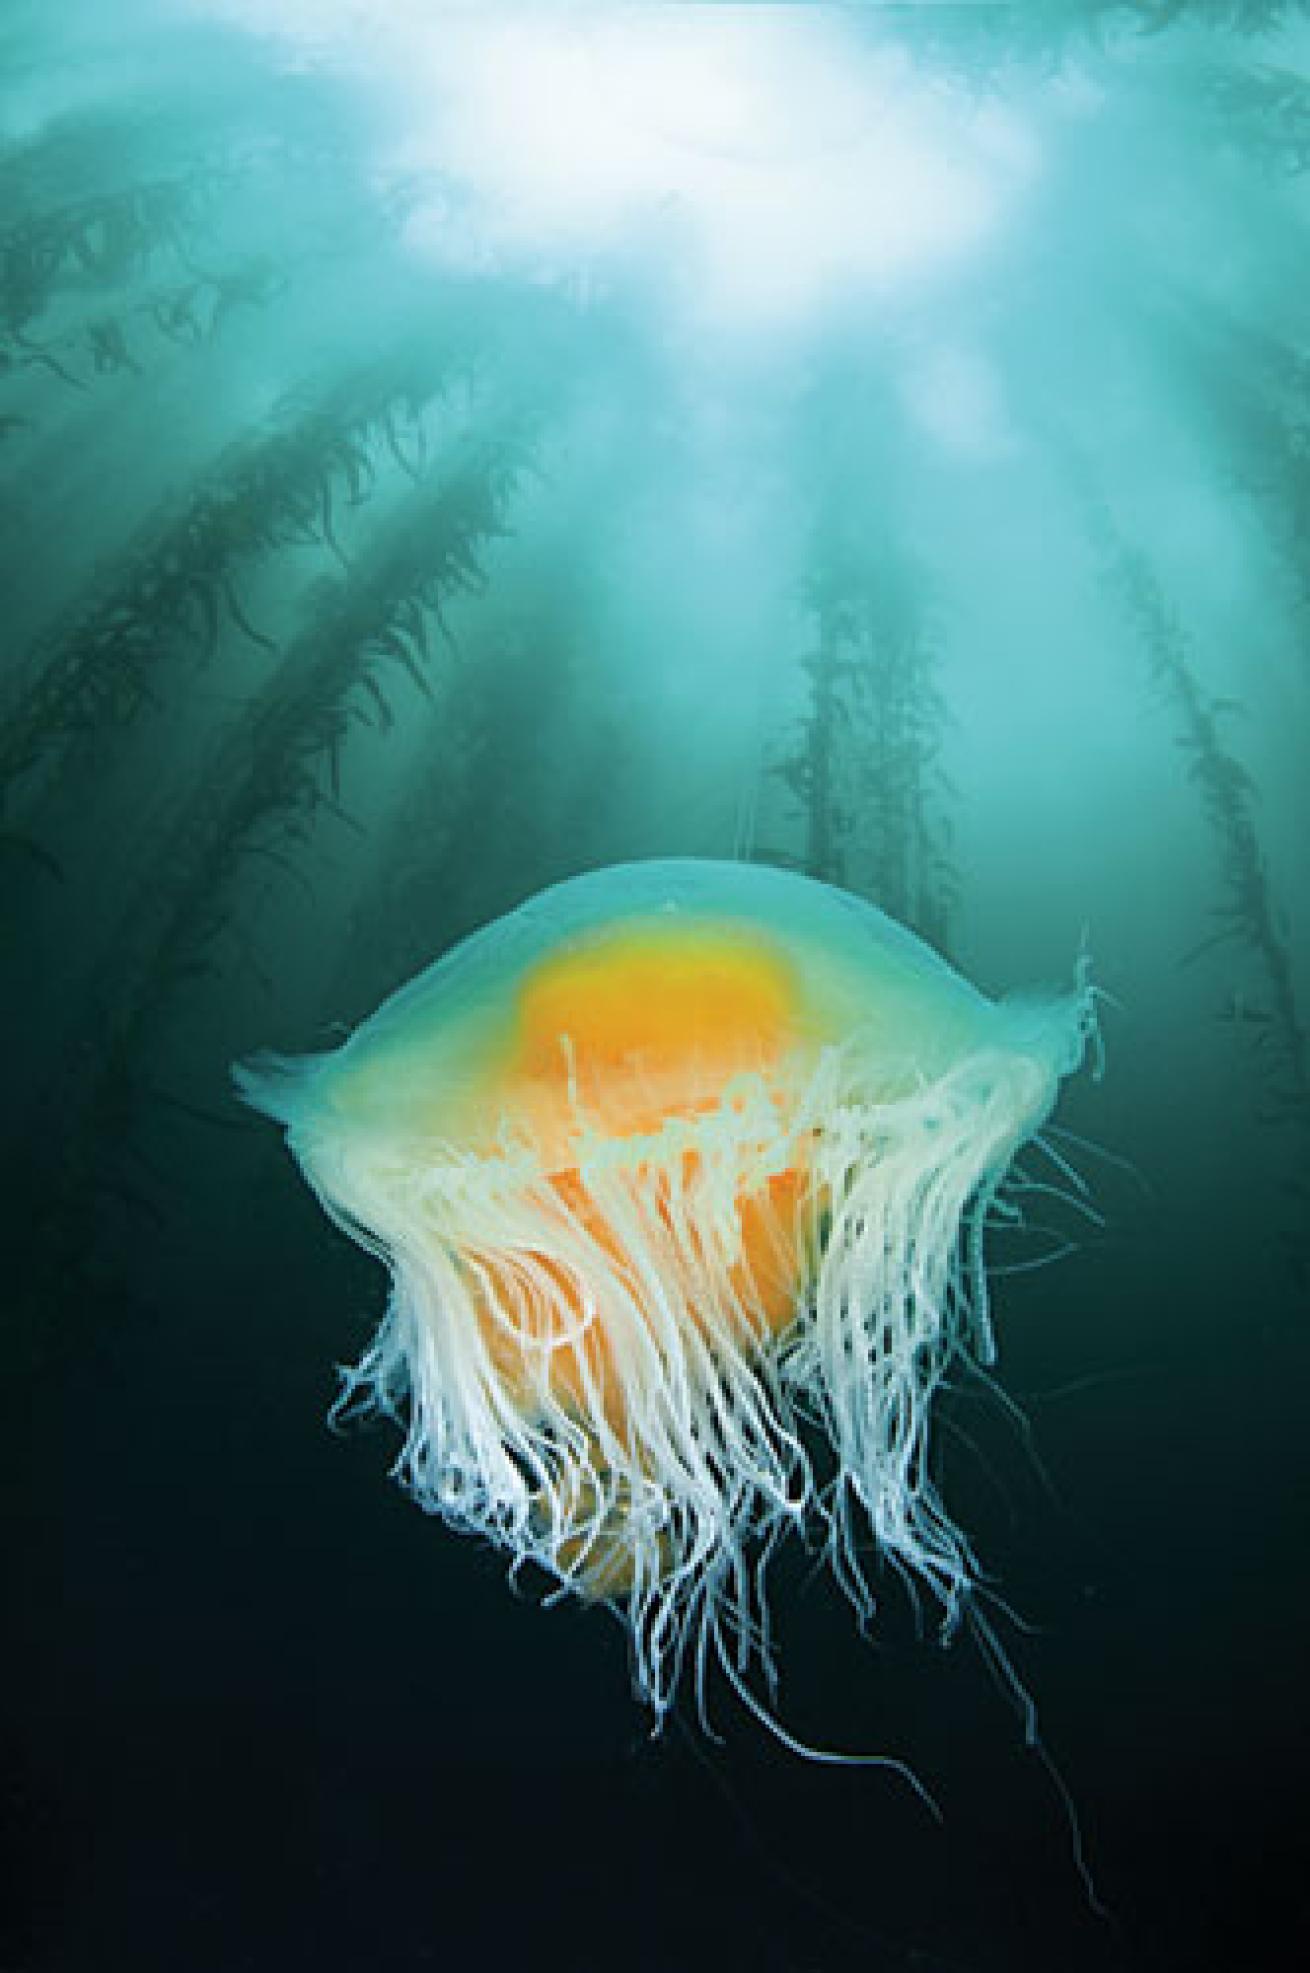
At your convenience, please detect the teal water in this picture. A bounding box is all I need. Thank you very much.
[3,5,1307,1970]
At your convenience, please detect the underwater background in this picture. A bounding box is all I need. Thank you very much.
[3,2,1308,1969]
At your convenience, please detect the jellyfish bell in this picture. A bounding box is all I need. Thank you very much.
[236,858,1097,1729]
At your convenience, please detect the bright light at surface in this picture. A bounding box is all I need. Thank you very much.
[185,2,1041,332]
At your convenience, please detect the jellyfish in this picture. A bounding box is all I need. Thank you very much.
[235,858,1096,1731]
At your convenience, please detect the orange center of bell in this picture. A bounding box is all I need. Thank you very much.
[515,925,796,1127]
[473,927,813,1431]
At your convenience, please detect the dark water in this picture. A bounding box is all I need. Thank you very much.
[4,5,1309,1970]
